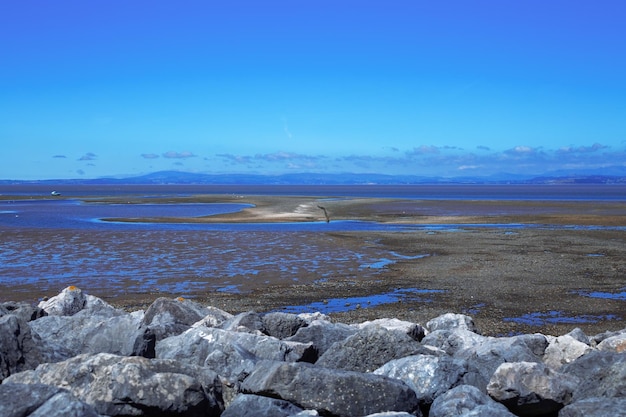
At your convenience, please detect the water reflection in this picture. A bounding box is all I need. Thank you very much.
[360,253,429,269]
[504,310,621,326]
[575,289,626,300]
[278,288,445,314]
[2,199,626,232]
[1,227,427,298]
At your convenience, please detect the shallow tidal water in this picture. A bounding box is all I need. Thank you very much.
[1,184,625,327]
[1,226,415,300]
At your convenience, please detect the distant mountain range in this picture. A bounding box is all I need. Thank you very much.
[2,170,626,185]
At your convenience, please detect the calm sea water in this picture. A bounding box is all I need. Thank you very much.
[1,183,624,231]
[1,184,624,303]
[1,183,625,200]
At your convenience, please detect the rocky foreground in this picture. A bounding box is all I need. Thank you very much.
[1,286,625,417]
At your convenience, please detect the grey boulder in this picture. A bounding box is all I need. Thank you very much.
[222,394,304,417]
[140,296,212,341]
[563,327,591,345]
[590,327,625,346]
[558,397,626,417]
[356,318,426,342]
[0,301,46,322]
[38,285,118,317]
[191,305,235,328]
[220,311,266,334]
[29,310,146,360]
[429,385,516,417]
[561,350,626,400]
[374,354,466,405]
[0,314,43,382]
[315,324,423,372]
[426,313,478,333]
[286,319,357,356]
[456,333,549,391]
[240,360,420,417]
[486,361,578,416]
[421,328,487,356]
[156,326,317,381]
[543,334,592,370]
[262,312,308,339]
[0,383,99,417]
[4,352,224,416]
[596,331,626,353]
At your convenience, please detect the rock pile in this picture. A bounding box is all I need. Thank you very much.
[1,286,625,416]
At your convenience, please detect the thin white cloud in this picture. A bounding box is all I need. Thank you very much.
[78,152,97,161]
[407,145,440,155]
[557,143,608,154]
[205,142,626,178]
[141,153,160,159]
[282,117,293,139]
[52,154,67,159]
[217,151,324,165]
[286,161,318,170]
[508,145,536,154]
[255,151,319,162]
[502,146,545,160]
[458,165,481,170]
[216,153,252,164]
[163,151,196,159]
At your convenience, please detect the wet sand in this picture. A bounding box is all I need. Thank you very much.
[97,194,626,227]
[4,194,626,336]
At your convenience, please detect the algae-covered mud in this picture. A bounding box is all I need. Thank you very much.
[1,185,625,336]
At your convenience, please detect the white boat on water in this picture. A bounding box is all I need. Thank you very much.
[51,191,61,196]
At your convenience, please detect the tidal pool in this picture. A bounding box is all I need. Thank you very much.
[0,225,437,301]
[575,289,626,301]
[504,310,621,326]
[277,288,445,314]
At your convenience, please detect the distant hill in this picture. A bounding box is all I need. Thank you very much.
[2,170,625,185]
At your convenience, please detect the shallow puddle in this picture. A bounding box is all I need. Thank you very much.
[463,303,486,315]
[575,289,626,300]
[504,310,621,326]
[359,252,430,269]
[277,288,444,314]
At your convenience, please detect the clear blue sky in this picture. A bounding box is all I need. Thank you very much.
[2,1,625,180]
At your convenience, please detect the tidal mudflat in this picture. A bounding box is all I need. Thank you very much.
[1,188,625,336]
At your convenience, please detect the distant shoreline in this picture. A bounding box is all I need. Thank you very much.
[2,168,626,187]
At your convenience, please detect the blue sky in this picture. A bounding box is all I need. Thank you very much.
[2,1,625,180]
